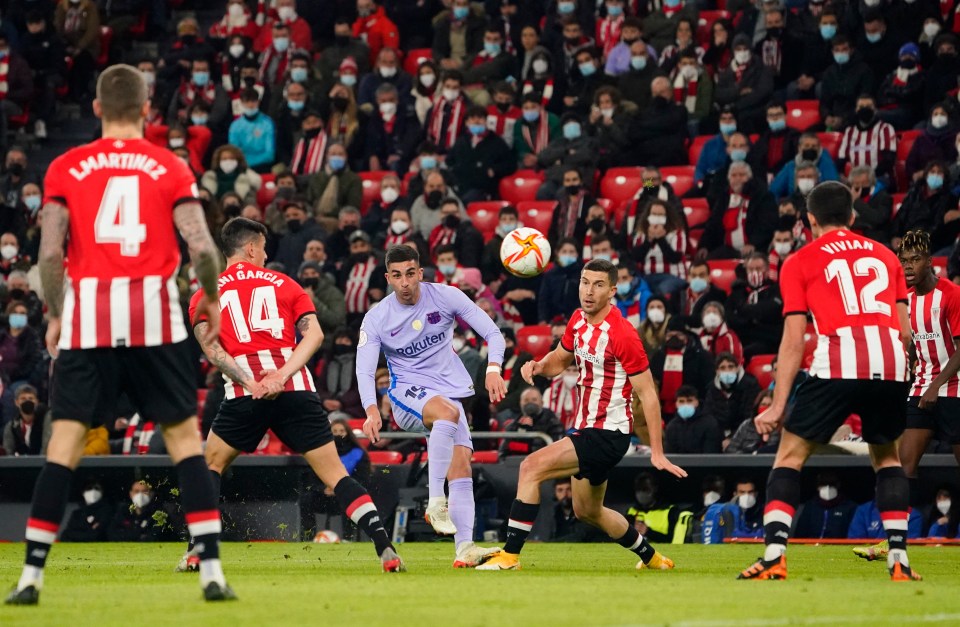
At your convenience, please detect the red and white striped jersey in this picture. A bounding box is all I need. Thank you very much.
[632,229,689,279]
[908,278,960,397]
[838,121,897,168]
[544,376,579,431]
[189,263,317,399]
[780,229,908,381]
[345,256,377,314]
[44,137,199,349]
[561,307,649,434]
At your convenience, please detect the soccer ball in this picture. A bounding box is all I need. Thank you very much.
[313,530,341,543]
[500,227,552,278]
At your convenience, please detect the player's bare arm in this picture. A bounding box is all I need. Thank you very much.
[756,314,807,438]
[38,201,69,356]
[631,369,687,479]
[259,313,323,394]
[920,337,960,409]
[521,345,574,385]
[897,301,912,352]
[174,201,222,344]
[194,320,265,398]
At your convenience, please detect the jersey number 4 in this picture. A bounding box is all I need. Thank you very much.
[220,287,284,343]
[94,176,147,256]
[825,257,891,316]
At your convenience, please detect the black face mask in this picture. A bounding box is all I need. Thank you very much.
[301,277,320,289]
[8,288,25,301]
[462,289,476,300]
[564,184,581,196]
[856,107,875,125]
[560,496,573,509]
[801,148,818,162]
[622,36,639,46]
[335,34,350,47]
[651,95,669,107]
[332,96,349,111]
[860,187,870,199]
[900,59,917,70]
[181,35,197,44]
[242,76,257,87]
[287,219,302,232]
[588,218,605,233]
[426,190,444,209]
[565,36,580,46]
[642,184,660,196]
[665,335,686,350]
[7,163,24,177]
[341,224,358,237]
[496,101,511,113]
[304,127,321,139]
[223,203,241,217]
[443,214,460,229]
[766,27,782,39]
[20,400,35,415]
[521,403,541,418]
[334,344,353,355]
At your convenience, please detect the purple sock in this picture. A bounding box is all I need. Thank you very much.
[448,477,475,550]
[427,419,459,499]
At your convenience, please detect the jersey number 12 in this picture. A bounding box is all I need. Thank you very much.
[220,287,285,343]
[824,257,891,317]
[94,176,147,256]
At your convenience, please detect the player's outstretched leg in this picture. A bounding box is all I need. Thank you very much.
[333,476,405,572]
[738,467,800,580]
[876,465,921,581]
[6,421,86,606]
[422,397,461,535]
[447,443,501,567]
[176,470,222,573]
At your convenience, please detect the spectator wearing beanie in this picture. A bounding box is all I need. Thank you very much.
[714,33,774,134]
[878,43,927,131]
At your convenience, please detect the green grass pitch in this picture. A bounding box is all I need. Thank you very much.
[1,542,959,626]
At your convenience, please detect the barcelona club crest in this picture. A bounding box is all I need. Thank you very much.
[427,311,441,325]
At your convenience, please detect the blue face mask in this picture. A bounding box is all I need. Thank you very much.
[689,277,708,293]
[718,371,738,386]
[558,254,577,267]
[522,109,540,122]
[558,1,575,14]
[833,51,850,65]
[498,223,518,236]
[927,173,944,190]
[453,6,470,19]
[720,122,737,135]
[616,282,632,296]
[819,24,837,40]
[192,71,209,86]
[8,313,27,330]
[468,123,486,136]
[420,156,437,170]
[328,155,346,170]
[579,61,596,77]
[288,99,305,111]
[290,67,308,82]
[768,118,786,132]
[563,123,581,140]
[730,148,748,162]
[438,263,456,276]
[676,404,696,420]
[23,196,41,212]
[865,31,882,44]
[340,74,357,86]
[664,0,681,7]
[191,115,208,126]
[376,386,389,396]
[607,4,623,16]
[273,37,290,52]
[484,42,501,55]
[630,55,647,70]
[243,106,259,118]
[594,253,612,262]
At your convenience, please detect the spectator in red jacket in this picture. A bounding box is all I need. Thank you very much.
[254,0,312,54]
[353,0,399,67]
[208,0,259,44]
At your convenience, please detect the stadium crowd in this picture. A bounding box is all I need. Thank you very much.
[0,0,958,539]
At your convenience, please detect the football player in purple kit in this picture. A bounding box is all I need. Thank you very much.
[357,245,506,568]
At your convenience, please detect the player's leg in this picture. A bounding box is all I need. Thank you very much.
[899,428,933,504]
[868,442,921,580]
[569,477,673,570]
[420,395,464,534]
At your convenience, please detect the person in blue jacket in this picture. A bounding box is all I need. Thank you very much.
[769,132,839,199]
[694,105,739,185]
[848,500,923,539]
[228,88,277,173]
[925,487,958,538]
[702,478,763,543]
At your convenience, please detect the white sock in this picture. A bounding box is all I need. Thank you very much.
[199,559,226,587]
[18,565,43,591]
[763,544,786,562]
[888,548,909,569]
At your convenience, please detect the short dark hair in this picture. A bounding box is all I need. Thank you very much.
[385,244,419,267]
[220,217,268,257]
[466,105,487,120]
[499,205,518,219]
[807,181,853,228]
[434,244,457,258]
[241,88,260,102]
[676,384,698,400]
[583,258,617,286]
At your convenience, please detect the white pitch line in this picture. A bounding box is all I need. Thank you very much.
[611,613,960,627]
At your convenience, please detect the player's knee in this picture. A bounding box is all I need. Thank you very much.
[572,499,600,525]
[518,455,544,483]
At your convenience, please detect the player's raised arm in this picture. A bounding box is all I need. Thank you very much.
[629,369,687,479]
[174,201,222,344]
[448,285,508,402]
[37,201,69,357]
[356,319,385,442]
[259,313,324,395]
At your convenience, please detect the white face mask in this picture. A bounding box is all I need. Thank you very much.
[734,49,751,65]
[819,486,838,501]
[773,242,792,256]
[681,64,698,80]
[442,88,459,101]
[704,490,721,507]
[924,23,941,38]
[382,187,400,204]
[228,3,244,18]
[229,43,245,58]
[738,493,757,510]
[219,158,238,174]
[390,219,408,234]
[142,70,156,86]
[379,101,397,117]
[600,107,614,119]
[937,499,951,515]
[796,177,816,194]
[647,308,665,324]
[83,489,102,505]
[562,373,578,388]
[452,337,465,352]
[278,6,296,21]
[932,114,948,129]
[533,59,549,74]
[420,73,436,88]
[647,215,667,226]
[380,65,397,78]
[132,492,151,509]
[168,137,185,149]
[0,245,17,260]
[702,312,722,331]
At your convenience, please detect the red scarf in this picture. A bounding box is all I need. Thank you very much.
[522,78,553,108]
[760,39,781,74]
[0,59,9,100]
[663,5,682,17]
[501,298,523,329]
[180,79,217,108]
[259,45,294,85]
[732,59,748,83]
[122,414,155,455]
[385,231,410,249]
[291,130,327,175]
[723,191,749,249]
[520,113,550,154]
[597,16,624,57]
[660,347,685,414]
[486,105,521,147]
[672,70,697,111]
[428,225,457,260]
[427,94,466,150]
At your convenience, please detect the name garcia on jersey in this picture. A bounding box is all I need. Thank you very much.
[67,151,168,182]
[219,267,286,289]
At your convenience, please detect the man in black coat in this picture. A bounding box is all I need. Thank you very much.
[699,161,778,259]
[627,76,688,167]
[819,35,875,129]
[649,320,716,401]
[363,82,421,174]
[664,385,723,454]
[725,253,783,360]
[498,386,565,457]
[617,39,664,111]
[61,479,112,542]
[446,105,516,203]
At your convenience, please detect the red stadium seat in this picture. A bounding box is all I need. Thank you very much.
[932,256,948,277]
[517,324,553,360]
[471,450,499,464]
[697,11,731,46]
[369,451,405,464]
[895,130,922,191]
[348,418,366,432]
[401,170,417,196]
[708,259,740,294]
[688,135,712,167]
[786,100,820,131]
[688,226,704,248]
[891,193,905,219]
[746,354,776,389]
[516,200,557,234]
[467,201,509,240]
[6,104,29,130]
[256,173,276,209]
[599,167,643,204]
[594,197,615,220]
[98,26,113,68]
[682,197,711,228]
[359,170,390,215]
[661,165,695,197]
[613,200,630,233]
[403,48,433,76]
[803,323,818,369]
[499,169,544,204]
[816,132,841,160]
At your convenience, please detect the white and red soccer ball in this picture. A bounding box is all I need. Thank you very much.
[500,227,551,278]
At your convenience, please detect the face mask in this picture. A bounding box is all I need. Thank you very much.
[288,99,305,112]
[564,184,581,196]
[579,61,596,77]
[484,42,502,55]
[925,23,941,38]
[766,27,783,39]
[865,32,882,44]
[774,242,792,256]
[243,106,259,118]
[498,222,518,236]
[533,59,549,74]
[1,245,17,260]
[382,187,400,204]
[279,6,297,21]
[616,282,632,296]
[635,490,654,506]
[452,337,466,352]
[169,137,185,149]
[229,43,245,58]
[521,403,541,417]
[797,178,815,194]
[340,74,357,87]
[676,403,696,420]
[438,263,456,277]
[681,65,698,81]
[719,371,738,386]
[901,59,917,71]
[287,219,302,232]
[768,118,786,132]
[290,67,308,82]
[704,490,721,507]
[273,37,290,52]
[334,344,353,355]
[9,312,27,329]
[747,269,765,288]
[563,123,581,140]
[856,107,875,125]
[607,4,623,16]
[801,148,819,162]
[142,71,156,86]
[328,155,346,171]
[646,215,667,227]
[522,109,540,122]
[420,73,436,88]
[468,123,486,136]
[730,148,747,162]
[558,1,575,14]
[243,75,257,87]
[734,50,751,65]
[937,499,951,515]
[420,155,438,170]
[665,335,686,350]
[594,253,611,262]
[442,215,460,230]
[932,114,948,129]
[738,493,756,510]
[380,65,397,78]
[24,195,41,212]
[558,254,577,267]
[426,190,444,208]
[689,277,708,293]
[664,0,681,6]
[83,489,102,505]
[562,373,578,388]
[833,51,849,65]
[702,312,722,330]
[442,88,459,101]
[228,3,245,18]
[191,114,208,126]
[720,122,736,135]
[132,493,151,509]
[819,24,837,40]
[192,71,209,86]
[647,308,665,324]
[588,218,606,232]
[630,55,647,70]
[600,107,614,119]
[390,219,408,234]
[819,486,838,501]
[219,159,238,174]
[453,6,470,19]
[927,173,944,190]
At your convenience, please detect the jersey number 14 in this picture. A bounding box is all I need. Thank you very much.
[221,287,285,343]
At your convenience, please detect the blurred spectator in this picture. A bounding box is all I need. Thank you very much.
[358,47,411,114]
[751,102,800,181]
[434,244,466,286]
[209,0,259,44]
[849,166,892,242]
[201,145,262,204]
[514,93,560,168]
[428,200,483,268]
[787,9,836,100]
[627,198,689,297]
[0,299,42,391]
[298,261,346,345]
[754,7,802,92]
[923,34,959,115]
[255,0,312,54]
[616,38,663,110]
[287,109,327,176]
[580,203,613,263]
[424,70,468,154]
[61,478,111,542]
[820,35,875,130]
[538,238,582,323]
[54,0,100,102]
[462,27,516,104]
[0,33,30,151]
[160,18,215,86]
[669,48,712,137]
[725,388,777,454]
[638,296,670,353]
[498,386,564,457]
[856,12,900,82]
[308,143,362,229]
[322,18,370,80]
[793,472,857,539]
[627,76,689,167]
[447,105,515,202]
[687,475,726,543]
[411,170,464,237]
[5,270,43,328]
[694,106,738,186]
[699,302,743,364]
[704,131,751,204]
[537,116,599,201]
[412,61,439,125]
[659,18,703,75]
[606,17,652,78]
[543,364,580,432]
[551,477,605,541]
[365,83,420,174]
[767,217,798,280]
[2,385,47,455]
[362,174,405,239]
[353,0,399,66]
[702,18,734,77]
[725,253,783,359]
[547,166,593,244]
[258,22,303,88]
[700,161,777,259]
[596,0,626,60]
[714,479,763,540]
[681,261,730,328]
[565,46,616,117]
[324,82,363,163]
[649,319,715,412]
[273,82,312,165]
[837,95,896,190]
[906,105,958,182]
[432,0,484,71]
[878,43,926,131]
[614,263,652,328]
[338,231,386,323]
[0,232,31,277]
[926,487,958,538]
[770,133,839,199]
[703,352,761,438]
[890,161,956,251]
[714,34,774,134]
[625,472,690,544]
[228,89,275,172]
[316,328,363,417]
[645,0,698,54]
[274,200,327,273]
[22,10,66,139]
[664,384,722,454]
[324,206,363,263]
[620,166,683,236]
[848,500,923,539]
[168,57,231,130]
[108,480,175,542]
[587,86,633,168]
